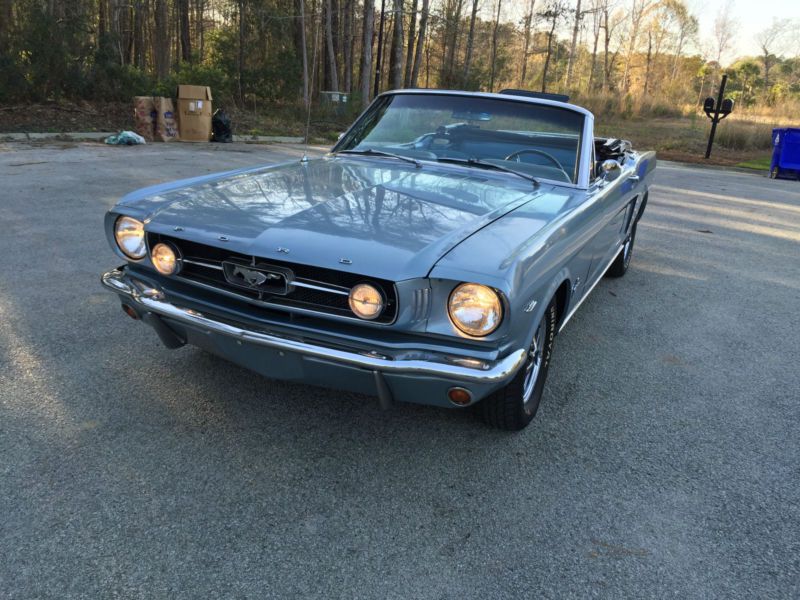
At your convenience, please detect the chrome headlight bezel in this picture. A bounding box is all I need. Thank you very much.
[447,282,504,337]
[113,215,147,260]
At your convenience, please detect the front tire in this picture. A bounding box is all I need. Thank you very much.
[478,299,557,431]
[607,224,636,278]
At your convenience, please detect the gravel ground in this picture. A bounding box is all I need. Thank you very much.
[1,141,799,599]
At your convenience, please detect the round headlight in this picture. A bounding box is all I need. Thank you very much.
[151,242,181,276]
[114,216,146,259]
[348,283,384,320]
[448,283,503,337]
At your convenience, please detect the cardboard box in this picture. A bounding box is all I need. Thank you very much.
[177,84,213,142]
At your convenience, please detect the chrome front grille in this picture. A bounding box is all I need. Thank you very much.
[148,234,397,324]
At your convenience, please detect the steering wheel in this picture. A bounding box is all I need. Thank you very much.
[504,149,568,176]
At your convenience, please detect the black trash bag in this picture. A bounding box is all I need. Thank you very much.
[211,108,233,143]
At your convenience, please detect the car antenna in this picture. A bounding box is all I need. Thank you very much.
[301,8,321,164]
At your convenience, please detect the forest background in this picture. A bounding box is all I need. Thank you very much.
[1,0,798,165]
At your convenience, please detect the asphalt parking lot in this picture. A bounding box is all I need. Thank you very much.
[2,141,799,598]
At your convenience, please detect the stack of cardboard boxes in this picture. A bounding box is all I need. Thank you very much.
[133,85,213,143]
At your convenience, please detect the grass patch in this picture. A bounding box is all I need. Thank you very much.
[736,156,772,170]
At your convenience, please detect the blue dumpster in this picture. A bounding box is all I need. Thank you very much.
[770,128,800,180]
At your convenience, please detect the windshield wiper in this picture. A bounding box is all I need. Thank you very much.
[336,148,422,168]
[436,157,540,186]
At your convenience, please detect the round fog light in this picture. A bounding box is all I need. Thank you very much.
[448,387,473,406]
[348,283,385,320]
[151,242,181,276]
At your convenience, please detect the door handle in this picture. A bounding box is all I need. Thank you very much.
[629,175,640,182]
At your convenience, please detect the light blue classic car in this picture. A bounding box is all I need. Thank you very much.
[102,90,656,430]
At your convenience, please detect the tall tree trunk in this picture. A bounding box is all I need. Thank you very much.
[132,1,145,69]
[403,0,418,87]
[602,9,611,91]
[565,0,582,85]
[442,0,464,87]
[0,0,14,52]
[461,0,479,87]
[489,0,502,92]
[389,0,404,89]
[381,11,393,90]
[97,0,107,48]
[361,0,375,107]
[237,0,245,103]
[343,0,354,92]
[325,0,340,90]
[409,0,428,88]
[643,30,652,94]
[297,0,310,106]
[153,0,170,80]
[519,0,536,87]
[195,0,205,61]
[373,0,386,95]
[178,0,191,62]
[541,15,558,93]
[671,32,686,81]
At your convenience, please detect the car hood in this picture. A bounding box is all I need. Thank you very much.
[130,156,544,281]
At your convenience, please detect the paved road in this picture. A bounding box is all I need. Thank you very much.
[1,142,799,599]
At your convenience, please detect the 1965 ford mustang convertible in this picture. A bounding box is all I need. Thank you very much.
[101,89,656,430]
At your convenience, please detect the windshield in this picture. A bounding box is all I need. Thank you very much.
[335,93,585,184]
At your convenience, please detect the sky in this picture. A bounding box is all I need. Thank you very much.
[692,0,800,62]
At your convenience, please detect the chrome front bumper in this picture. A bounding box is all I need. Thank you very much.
[101,268,526,405]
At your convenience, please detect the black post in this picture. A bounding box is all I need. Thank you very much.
[373,0,386,97]
[705,74,728,159]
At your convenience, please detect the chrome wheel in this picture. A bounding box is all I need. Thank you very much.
[622,234,633,267]
[522,321,547,405]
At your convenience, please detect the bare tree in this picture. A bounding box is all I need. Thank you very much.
[440,0,465,86]
[539,1,567,93]
[153,0,171,79]
[622,0,656,92]
[587,0,605,89]
[361,0,375,106]
[373,0,386,95]
[462,0,480,87]
[404,0,419,86]
[489,0,503,91]
[666,0,698,81]
[389,0,404,88]
[343,0,355,92]
[756,20,789,91]
[178,0,191,62]
[409,0,429,87]
[237,0,245,102]
[601,2,622,91]
[520,0,537,87]
[712,0,738,65]
[325,0,340,90]
[565,0,585,86]
[297,0,310,107]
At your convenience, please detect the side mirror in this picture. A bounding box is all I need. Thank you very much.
[600,159,621,182]
[337,132,345,141]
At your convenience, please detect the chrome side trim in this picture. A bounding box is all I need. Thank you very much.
[102,268,526,384]
[559,244,623,332]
